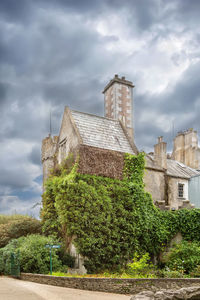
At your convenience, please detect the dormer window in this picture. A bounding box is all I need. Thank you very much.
[178,183,184,198]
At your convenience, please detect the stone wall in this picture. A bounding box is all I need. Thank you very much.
[143,168,165,206]
[58,107,80,164]
[20,273,200,295]
[167,176,190,210]
[41,135,58,184]
[78,145,124,180]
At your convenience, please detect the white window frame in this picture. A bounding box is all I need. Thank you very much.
[178,183,184,198]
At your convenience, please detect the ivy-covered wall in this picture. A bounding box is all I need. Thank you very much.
[41,153,200,273]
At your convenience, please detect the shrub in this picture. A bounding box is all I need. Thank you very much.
[190,265,200,278]
[126,252,156,278]
[0,234,62,274]
[163,241,200,274]
[161,268,184,278]
[0,216,42,248]
[57,247,75,268]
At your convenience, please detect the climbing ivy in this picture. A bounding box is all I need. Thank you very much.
[41,152,200,273]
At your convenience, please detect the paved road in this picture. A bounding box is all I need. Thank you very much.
[0,277,130,300]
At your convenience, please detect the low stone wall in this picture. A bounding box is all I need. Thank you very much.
[20,273,200,295]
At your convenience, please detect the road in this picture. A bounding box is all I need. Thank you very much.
[0,277,131,300]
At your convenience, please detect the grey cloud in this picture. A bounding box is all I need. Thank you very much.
[0,168,32,190]
[134,62,200,150]
[0,195,40,217]
[0,0,35,24]
[0,82,7,105]
[29,145,41,166]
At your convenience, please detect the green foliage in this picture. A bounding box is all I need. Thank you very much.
[161,269,185,278]
[0,234,62,274]
[57,247,75,268]
[0,216,42,248]
[126,252,155,278]
[163,241,200,274]
[0,214,29,225]
[124,152,145,185]
[176,209,200,241]
[41,180,61,238]
[190,265,200,277]
[41,152,200,273]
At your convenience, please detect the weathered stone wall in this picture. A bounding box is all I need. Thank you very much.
[172,129,200,169]
[78,145,124,180]
[20,273,200,295]
[58,108,80,164]
[167,177,190,209]
[143,168,165,205]
[41,135,58,183]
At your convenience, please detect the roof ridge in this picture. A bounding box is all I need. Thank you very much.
[70,109,119,122]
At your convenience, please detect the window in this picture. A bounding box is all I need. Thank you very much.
[178,183,184,198]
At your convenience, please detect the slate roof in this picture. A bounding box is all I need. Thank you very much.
[166,159,200,179]
[71,110,137,154]
[146,154,200,179]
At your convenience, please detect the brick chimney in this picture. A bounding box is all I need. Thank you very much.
[102,74,134,141]
[154,136,167,169]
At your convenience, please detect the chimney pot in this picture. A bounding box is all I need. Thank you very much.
[114,74,118,78]
[122,76,125,80]
[158,136,163,143]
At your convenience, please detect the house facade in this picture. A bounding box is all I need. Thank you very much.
[42,75,200,210]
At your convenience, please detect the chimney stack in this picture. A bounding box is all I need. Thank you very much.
[172,129,200,169]
[102,75,134,142]
[154,136,167,169]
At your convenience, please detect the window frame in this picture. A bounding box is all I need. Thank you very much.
[178,183,184,198]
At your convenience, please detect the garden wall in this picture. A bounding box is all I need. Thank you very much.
[20,273,200,295]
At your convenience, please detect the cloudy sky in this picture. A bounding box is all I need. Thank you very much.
[1,0,200,217]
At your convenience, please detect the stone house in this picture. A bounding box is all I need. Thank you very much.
[42,75,200,211]
[145,135,200,210]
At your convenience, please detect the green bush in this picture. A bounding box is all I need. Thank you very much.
[190,265,200,277]
[0,216,42,248]
[57,247,75,268]
[0,234,62,274]
[126,252,156,278]
[161,268,185,278]
[163,241,200,274]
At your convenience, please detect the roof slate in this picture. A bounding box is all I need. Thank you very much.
[166,159,200,179]
[146,154,200,178]
[71,110,135,154]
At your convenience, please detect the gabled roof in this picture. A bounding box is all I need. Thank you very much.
[166,159,200,179]
[71,110,137,154]
[146,153,200,179]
